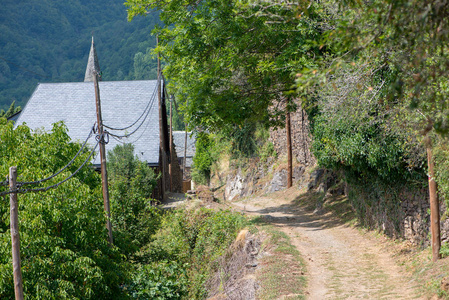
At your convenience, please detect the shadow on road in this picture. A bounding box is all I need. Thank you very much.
[236,190,358,232]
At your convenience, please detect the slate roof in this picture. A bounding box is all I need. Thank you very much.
[15,80,160,166]
[172,131,196,168]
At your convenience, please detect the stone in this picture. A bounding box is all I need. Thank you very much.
[270,169,287,192]
[225,173,245,201]
[293,165,305,180]
[308,168,324,191]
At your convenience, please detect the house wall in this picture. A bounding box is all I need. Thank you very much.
[170,136,183,193]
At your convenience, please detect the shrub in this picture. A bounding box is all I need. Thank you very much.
[0,121,126,299]
[107,144,161,256]
[137,207,247,299]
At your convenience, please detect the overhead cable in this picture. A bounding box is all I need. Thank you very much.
[107,86,157,139]
[18,124,96,187]
[103,82,158,131]
[0,134,101,197]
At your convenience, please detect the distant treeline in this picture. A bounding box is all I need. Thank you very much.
[0,0,161,110]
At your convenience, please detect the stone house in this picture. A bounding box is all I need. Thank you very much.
[14,38,182,199]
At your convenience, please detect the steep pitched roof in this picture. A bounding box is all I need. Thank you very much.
[84,37,101,82]
[172,131,196,168]
[15,80,160,166]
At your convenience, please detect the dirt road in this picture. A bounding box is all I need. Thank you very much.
[233,192,424,299]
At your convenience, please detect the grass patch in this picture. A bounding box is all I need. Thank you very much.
[254,224,307,300]
[398,246,449,299]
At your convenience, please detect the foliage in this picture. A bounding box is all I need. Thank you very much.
[107,143,161,256]
[433,138,449,209]
[192,132,216,185]
[126,0,327,133]
[334,0,449,136]
[137,207,248,298]
[297,0,449,138]
[0,120,126,299]
[128,261,188,299]
[133,48,158,80]
[311,100,426,183]
[0,0,161,110]
[0,101,21,119]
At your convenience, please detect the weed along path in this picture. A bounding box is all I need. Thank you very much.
[232,190,424,299]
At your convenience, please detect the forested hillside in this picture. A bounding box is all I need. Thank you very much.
[0,0,160,110]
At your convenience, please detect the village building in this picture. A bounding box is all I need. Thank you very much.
[14,38,184,199]
[172,131,196,179]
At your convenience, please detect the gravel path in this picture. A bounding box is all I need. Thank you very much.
[233,193,424,300]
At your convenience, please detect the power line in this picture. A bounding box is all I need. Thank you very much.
[0,134,101,197]
[103,82,158,131]
[110,112,153,145]
[18,125,96,187]
[107,86,157,139]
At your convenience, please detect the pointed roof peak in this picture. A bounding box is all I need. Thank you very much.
[84,37,101,82]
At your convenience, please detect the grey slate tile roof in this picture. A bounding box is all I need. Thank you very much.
[172,131,196,168]
[15,80,160,166]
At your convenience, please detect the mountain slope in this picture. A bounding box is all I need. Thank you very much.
[0,0,160,110]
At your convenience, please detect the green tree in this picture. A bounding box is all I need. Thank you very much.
[126,0,326,133]
[294,0,449,260]
[133,48,158,80]
[107,143,161,256]
[0,120,126,299]
[191,132,215,185]
[0,100,21,119]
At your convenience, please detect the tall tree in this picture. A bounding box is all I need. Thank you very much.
[297,0,449,261]
[126,0,327,133]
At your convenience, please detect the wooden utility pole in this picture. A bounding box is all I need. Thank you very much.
[426,137,441,261]
[169,94,173,192]
[9,167,24,300]
[184,123,187,180]
[286,111,293,188]
[157,35,166,199]
[93,72,114,245]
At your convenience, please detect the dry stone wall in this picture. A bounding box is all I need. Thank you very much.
[269,100,315,166]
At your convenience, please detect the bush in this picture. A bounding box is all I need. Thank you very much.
[107,144,161,256]
[137,207,247,299]
[0,121,126,299]
[128,261,188,300]
[192,132,215,185]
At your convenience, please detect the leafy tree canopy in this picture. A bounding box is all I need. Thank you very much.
[107,143,161,255]
[298,0,449,136]
[0,120,126,299]
[126,0,329,133]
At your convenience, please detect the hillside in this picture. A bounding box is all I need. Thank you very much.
[0,0,160,110]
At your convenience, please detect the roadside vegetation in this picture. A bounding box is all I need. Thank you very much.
[0,118,249,299]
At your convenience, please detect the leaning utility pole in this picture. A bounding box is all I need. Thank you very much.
[93,72,113,245]
[169,94,173,192]
[9,167,24,300]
